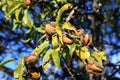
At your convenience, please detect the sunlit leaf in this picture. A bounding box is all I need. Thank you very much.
[34,40,49,54]
[56,0,67,4]
[88,56,95,62]
[7,1,23,17]
[12,19,18,30]
[67,43,76,57]
[14,54,24,80]
[52,49,60,69]
[36,25,45,33]
[52,34,59,49]
[63,22,77,33]
[0,0,7,6]
[56,26,63,44]
[76,46,90,64]
[38,34,46,42]
[56,3,73,24]
[22,9,33,27]
[91,51,106,65]
[0,58,17,67]
[15,8,22,21]
[43,62,50,71]
[42,49,53,70]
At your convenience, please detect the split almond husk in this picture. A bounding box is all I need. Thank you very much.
[24,52,39,69]
[76,29,85,36]
[24,69,40,79]
[45,23,56,35]
[83,34,92,46]
[30,70,40,79]
[50,22,56,27]
[62,35,73,44]
[86,61,103,74]
[24,0,31,4]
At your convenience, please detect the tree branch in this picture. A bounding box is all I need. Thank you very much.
[0,66,14,77]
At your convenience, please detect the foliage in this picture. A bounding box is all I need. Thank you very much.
[0,0,119,80]
[14,54,24,80]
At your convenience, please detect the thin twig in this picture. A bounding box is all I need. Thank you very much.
[66,6,78,22]
[61,56,76,80]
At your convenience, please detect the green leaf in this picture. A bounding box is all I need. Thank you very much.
[63,22,77,33]
[34,40,49,54]
[14,54,24,80]
[52,34,59,49]
[42,49,53,70]
[56,0,67,4]
[0,0,7,6]
[52,49,60,69]
[36,25,45,33]
[15,8,22,21]
[67,43,76,57]
[116,0,120,3]
[7,1,23,17]
[38,34,46,42]
[56,3,73,24]
[56,25,62,36]
[22,9,33,27]
[0,58,17,67]
[56,25,63,45]
[12,19,21,31]
[62,46,71,66]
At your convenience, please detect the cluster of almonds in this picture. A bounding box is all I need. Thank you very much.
[45,22,104,74]
[23,21,103,79]
[45,22,92,46]
[23,51,41,80]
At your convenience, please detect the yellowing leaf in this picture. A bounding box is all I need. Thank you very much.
[52,34,59,49]
[76,46,90,64]
[80,51,90,63]
[63,22,77,33]
[91,51,106,65]
[56,25,62,37]
[43,62,49,71]
[100,51,107,60]
[56,3,73,23]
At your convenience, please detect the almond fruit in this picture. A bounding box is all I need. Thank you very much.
[24,0,31,4]
[76,29,85,36]
[86,61,103,74]
[30,70,40,79]
[62,35,73,44]
[83,34,92,46]
[45,24,56,35]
